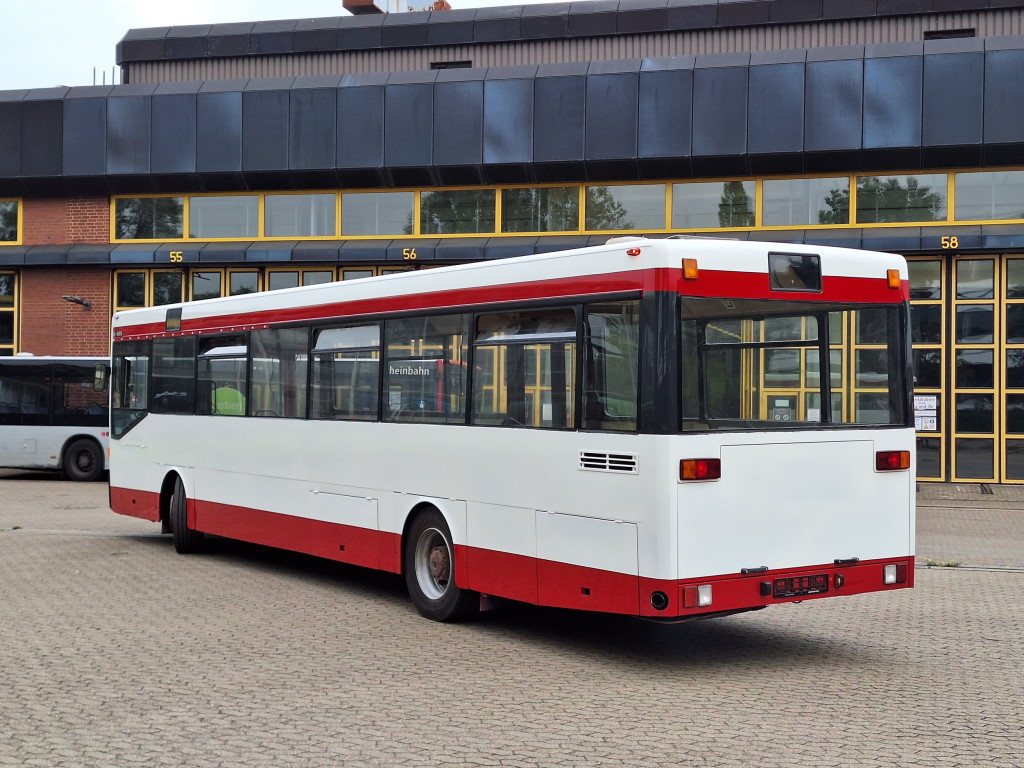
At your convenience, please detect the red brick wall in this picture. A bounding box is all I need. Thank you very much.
[20,268,111,356]
[21,196,109,245]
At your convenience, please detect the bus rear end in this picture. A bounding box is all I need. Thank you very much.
[641,246,914,619]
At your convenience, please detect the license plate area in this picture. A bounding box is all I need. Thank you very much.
[773,573,829,598]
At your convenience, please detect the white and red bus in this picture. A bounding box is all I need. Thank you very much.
[0,355,109,481]
[109,237,915,622]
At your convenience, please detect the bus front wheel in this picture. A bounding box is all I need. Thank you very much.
[403,508,477,622]
[170,477,204,554]
[63,439,103,482]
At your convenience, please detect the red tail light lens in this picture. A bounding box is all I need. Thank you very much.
[876,450,911,471]
[680,458,721,481]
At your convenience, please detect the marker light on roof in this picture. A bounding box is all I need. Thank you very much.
[626,247,642,257]
[683,258,699,280]
[887,269,901,289]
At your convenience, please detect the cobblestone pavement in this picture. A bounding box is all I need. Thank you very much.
[1,470,1022,768]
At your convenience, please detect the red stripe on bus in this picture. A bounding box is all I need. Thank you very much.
[114,269,906,340]
[110,486,911,618]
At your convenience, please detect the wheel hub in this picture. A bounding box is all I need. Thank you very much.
[428,544,450,583]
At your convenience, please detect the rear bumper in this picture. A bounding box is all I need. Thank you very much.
[638,556,914,619]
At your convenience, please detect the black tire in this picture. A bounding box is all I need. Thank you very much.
[403,508,478,622]
[170,477,204,554]
[63,439,103,482]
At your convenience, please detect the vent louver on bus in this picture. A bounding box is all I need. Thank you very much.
[579,451,638,474]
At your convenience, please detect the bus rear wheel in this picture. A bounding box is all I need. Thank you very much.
[170,477,204,554]
[403,508,477,622]
[63,439,103,482]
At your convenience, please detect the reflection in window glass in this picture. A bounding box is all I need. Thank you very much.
[582,301,639,431]
[1008,350,1024,388]
[385,314,469,424]
[115,197,184,239]
[913,349,941,389]
[954,170,1024,221]
[856,349,889,387]
[0,272,15,307]
[501,187,578,233]
[1006,305,1024,344]
[672,181,754,229]
[0,200,19,241]
[249,327,309,418]
[197,335,248,417]
[1007,395,1024,434]
[153,272,183,306]
[189,196,258,238]
[342,192,414,236]
[856,174,946,223]
[585,185,665,231]
[229,272,259,296]
[956,260,994,299]
[956,349,993,388]
[955,438,993,479]
[268,272,299,291]
[1006,439,1024,480]
[1004,259,1024,300]
[909,260,941,299]
[303,271,334,286]
[116,272,146,308]
[191,272,222,301]
[956,393,993,433]
[311,324,381,421]
[265,194,336,237]
[420,189,496,234]
[0,313,12,346]
[911,305,941,344]
[762,178,849,226]
[955,305,993,344]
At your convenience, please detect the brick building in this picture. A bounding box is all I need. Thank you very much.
[3,0,1024,482]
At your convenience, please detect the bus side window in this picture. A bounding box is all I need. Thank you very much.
[384,314,469,424]
[310,324,381,421]
[583,300,640,432]
[249,327,309,418]
[197,335,248,417]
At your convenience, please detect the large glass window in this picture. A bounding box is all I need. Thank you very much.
[151,337,196,414]
[341,192,414,236]
[585,185,665,231]
[672,181,755,229]
[115,197,184,240]
[0,271,14,355]
[0,200,19,241]
[197,335,248,416]
[384,314,469,424]
[856,174,947,223]
[188,196,258,239]
[249,328,308,418]
[264,193,336,237]
[762,178,850,226]
[310,324,381,421]
[501,187,579,233]
[111,341,150,437]
[114,272,147,309]
[420,189,496,234]
[472,308,576,429]
[954,170,1024,221]
[191,271,223,302]
[583,301,640,431]
[680,298,907,430]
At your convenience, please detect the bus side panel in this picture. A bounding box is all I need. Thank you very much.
[463,548,538,605]
[194,498,311,554]
[308,494,379,569]
[465,502,538,603]
[536,513,640,614]
[110,486,161,522]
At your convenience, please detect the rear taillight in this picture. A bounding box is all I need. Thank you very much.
[875,450,911,471]
[680,458,721,481]
[883,563,909,584]
[682,585,713,608]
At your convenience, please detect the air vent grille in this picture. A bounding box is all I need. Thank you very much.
[579,451,638,474]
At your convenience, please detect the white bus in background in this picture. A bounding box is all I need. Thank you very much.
[108,237,915,622]
[0,355,109,481]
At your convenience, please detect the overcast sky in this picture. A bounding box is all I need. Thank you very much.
[0,0,564,92]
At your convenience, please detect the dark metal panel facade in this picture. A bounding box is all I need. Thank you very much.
[482,76,535,183]
[863,50,923,170]
[241,89,290,184]
[533,69,586,181]
[151,92,197,183]
[20,99,63,181]
[691,57,749,176]
[922,46,984,167]
[196,90,243,187]
[62,98,106,178]
[804,54,864,171]
[638,60,693,179]
[585,69,640,179]
[383,82,435,186]
[747,58,805,174]
[433,79,484,185]
[289,87,338,187]
[107,95,151,178]
[337,82,386,187]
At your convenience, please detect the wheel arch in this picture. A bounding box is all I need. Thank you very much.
[158,470,188,532]
[398,498,468,586]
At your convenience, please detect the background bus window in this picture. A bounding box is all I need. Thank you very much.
[310,324,381,421]
[249,328,308,418]
[197,336,248,416]
[583,300,639,431]
[472,308,576,428]
[384,315,469,423]
[111,343,150,437]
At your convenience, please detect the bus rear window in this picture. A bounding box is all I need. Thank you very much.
[680,298,908,431]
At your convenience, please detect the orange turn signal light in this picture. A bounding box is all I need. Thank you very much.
[875,450,911,471]
[887,269,901,289]
[680,458,721,481]
[683,258,699,280]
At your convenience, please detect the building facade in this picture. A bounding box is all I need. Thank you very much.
[2,0,1024,483]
